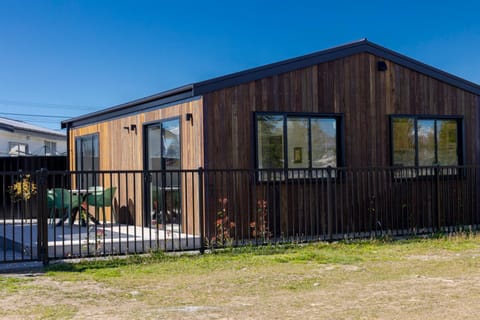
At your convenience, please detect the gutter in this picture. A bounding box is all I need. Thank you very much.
[61,84,195,129]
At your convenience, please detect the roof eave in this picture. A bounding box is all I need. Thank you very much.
[0,124,15,132]
[362,41,480,95]
[193,39,370,95]
[13,128,66,139]
[193,39,480,96]
[61,84,195,129]
[63,39,480,129]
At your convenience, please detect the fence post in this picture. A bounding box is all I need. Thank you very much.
[36,168,49,265]
[435,164,441,232]
[198,167,205,254]
[327,166,333,240]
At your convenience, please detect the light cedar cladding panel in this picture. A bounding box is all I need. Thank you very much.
[68,98,204,227]
[68,98,204,171]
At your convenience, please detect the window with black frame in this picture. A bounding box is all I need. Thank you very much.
[256,113,341,180]
[75,134,99,188]
[145,119,181,227]
[391,116,462,176]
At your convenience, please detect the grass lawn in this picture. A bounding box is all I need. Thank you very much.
[2,233,480,319]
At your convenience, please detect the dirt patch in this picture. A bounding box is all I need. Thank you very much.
[407,254,452,261]
[3,244,480,319]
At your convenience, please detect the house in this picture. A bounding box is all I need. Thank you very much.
[0,117,67,156]
[61,39,480,239]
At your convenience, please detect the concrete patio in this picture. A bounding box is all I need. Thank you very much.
[0,219,202,261]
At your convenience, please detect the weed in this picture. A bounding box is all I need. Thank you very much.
[210,197,235,247]
[250,199,271,240]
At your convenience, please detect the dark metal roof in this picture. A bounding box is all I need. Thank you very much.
[61,85,194,129]
[193,39,480,95]
[63,39,480,129]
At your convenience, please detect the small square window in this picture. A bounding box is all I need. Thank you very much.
[44,141,57,155]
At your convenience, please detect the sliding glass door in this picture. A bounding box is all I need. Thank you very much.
[145,119,181,227]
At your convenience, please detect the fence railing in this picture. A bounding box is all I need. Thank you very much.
[1,165,479,263]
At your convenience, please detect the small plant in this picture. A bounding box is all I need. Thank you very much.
[211,197,235,246]
[78,202,88,226]
[82,227,106,256]
[95,228,105,253]
[8,174,37,203]
[250,199,271,240]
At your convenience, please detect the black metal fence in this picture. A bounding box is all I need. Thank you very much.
[0,156,66,172]
[1,166,479,264]
[0,156,66,220]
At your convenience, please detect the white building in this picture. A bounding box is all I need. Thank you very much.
[0,117,66,156]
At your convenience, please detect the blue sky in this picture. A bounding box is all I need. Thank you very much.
[1,0,480,130]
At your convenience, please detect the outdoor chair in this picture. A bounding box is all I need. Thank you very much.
[150,187,181,225]
[86,187,117,224]
[47,188,81,226]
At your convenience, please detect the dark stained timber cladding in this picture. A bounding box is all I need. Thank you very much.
[203,52,479,169]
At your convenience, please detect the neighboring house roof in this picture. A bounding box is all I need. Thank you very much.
[62,39,480,129]
[0,117,66,138]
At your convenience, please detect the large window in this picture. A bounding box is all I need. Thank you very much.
[75,134,99,188]
[256,113,341,178]
[391,116,462,169]
[8,142,29,156]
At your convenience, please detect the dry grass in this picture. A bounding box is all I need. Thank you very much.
[2,234,480,319]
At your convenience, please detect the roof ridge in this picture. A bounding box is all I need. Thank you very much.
[193,39,480,95]
[62,39,480,129]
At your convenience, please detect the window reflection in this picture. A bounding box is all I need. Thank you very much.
[257,115,284,169]
[311,118,337,168]
[418,120,435,166]
[75,134,99,188]
[437,120,457,165]
[162,120,181,171]
[256,113,340,180]
[391,116,461,177]
[146,119,181,227]
[392,118,415,166]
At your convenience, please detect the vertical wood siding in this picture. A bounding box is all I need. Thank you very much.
[203,52,479,169]
[68,98,204,229]
[66,51,480,239]
[201,52,480,238]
